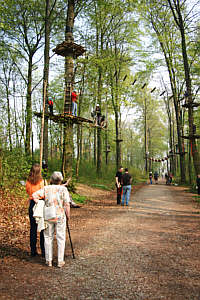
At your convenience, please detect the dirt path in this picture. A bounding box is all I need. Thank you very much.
[1,183,200,300]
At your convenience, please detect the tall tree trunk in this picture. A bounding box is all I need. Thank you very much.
[144,97,148,173]
[167,0,200,175]
[42,0,51,166]
[25,56,33,155]
[0,146,2,185]
[97,127,102,175]
[76,124,81,178]
[180,22,200,175]
[115,110,121,170]
[2,65,12,151]
[149,13,186,182]
[76,61,85,177]
[80,125,83,162]
[148,128,152,172]
[164,95,175,175]
[110,73,121,171]
[62,0,75,179]
[6,85,12,151]
[96,67,102,176]
[13,77,19,148]
[173,96,185,180]
[188,136,192,184]
[93,128,96,166]
[105,126,109,165]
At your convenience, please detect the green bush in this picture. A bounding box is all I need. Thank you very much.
[90,184,111,190]
[193,195,200,203]
[71,193,87,204]
[1,148,32,186]
[77,160,146,188]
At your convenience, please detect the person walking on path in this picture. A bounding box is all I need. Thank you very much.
[121,168,132,206]
[26,164,45,257]
[149,172,153,184]
[115,166,123,205]
[71,90,78,116]
[154,171,159,184]
[196,174,200,195]
[32,171,70,268]
[168,172,173,185]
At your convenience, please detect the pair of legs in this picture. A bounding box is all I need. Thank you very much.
[117,186,123,205]
[29,200,45,256]
[121,185,131,206]
[49,105,53,115]
[72,102,77,116]
[44,218,66,265]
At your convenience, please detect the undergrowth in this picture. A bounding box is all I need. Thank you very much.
[71,193,87,204]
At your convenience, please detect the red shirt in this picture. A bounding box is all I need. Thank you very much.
[48,100,53,106]
[71,92,78,103]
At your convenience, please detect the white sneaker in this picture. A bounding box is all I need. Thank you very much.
[58,261,65,268]
[46,261,52,267]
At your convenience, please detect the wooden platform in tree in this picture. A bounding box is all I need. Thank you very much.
[53,41,85,58]
[175,152,188,155]
[182,103,200,108]
[34,112,103,128]
[181,135,200,139]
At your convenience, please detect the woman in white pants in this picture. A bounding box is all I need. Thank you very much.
[33,172,70,268]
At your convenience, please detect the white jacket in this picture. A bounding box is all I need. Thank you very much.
[33,200,47,232]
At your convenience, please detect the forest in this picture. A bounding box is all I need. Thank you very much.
[0,0,200,187]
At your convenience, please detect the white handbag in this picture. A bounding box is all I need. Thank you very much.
[44,205,56,220]
[43,187,62,221]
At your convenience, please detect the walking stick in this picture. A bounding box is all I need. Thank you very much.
[66,219,75,259]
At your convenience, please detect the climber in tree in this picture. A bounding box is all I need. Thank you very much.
[95,104,101,125]
[71,90,79,116]
[48,97,54,115]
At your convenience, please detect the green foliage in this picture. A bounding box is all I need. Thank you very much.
[78,161,116,187]
[127,166,147,184]
[71,193,87,204]
[78,160,146,189]
[47,157,62,177]
[1,148,32,186]
[193,195,200,204]
[67,180,77,194]
[90,184,111,191]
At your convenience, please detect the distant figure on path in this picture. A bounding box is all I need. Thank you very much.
[168,172,173,184]
[26,164,45,257]
[115,166,123,205]
[121,168,132,206]
[196,174,200,195]
[154,171,159,184]
[42,160,48,182]
[149,172,153,184]
[165,172,169,185]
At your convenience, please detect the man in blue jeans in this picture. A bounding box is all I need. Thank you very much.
[121,168,132,206]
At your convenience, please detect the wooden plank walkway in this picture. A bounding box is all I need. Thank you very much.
[34,112,103,128]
